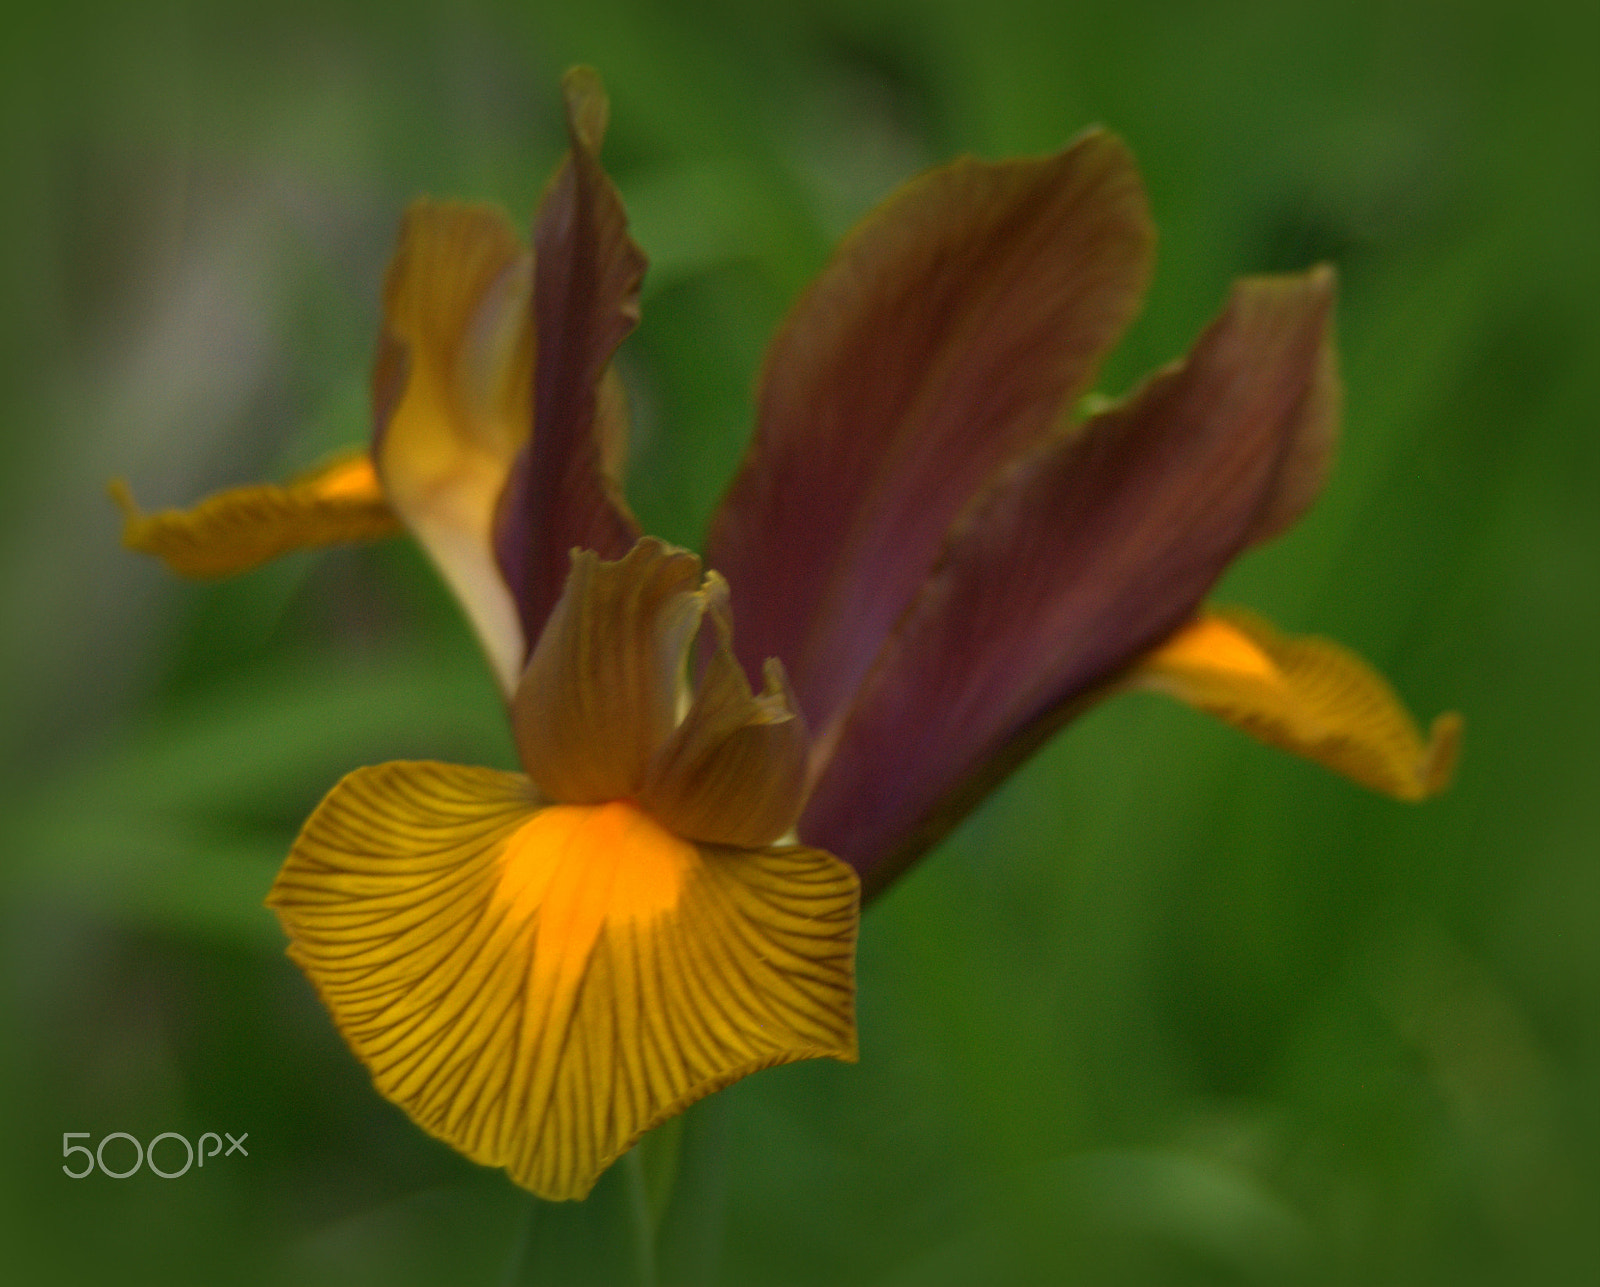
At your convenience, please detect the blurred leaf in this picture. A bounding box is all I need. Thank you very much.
[6,649,513,942]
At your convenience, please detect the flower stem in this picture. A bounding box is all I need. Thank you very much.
[650,1094,732,1287]
[502,1094,733,1286]
[504,1150,656,1287]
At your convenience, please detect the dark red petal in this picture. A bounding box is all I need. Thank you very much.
[706,133,1153,737]
[1247,329,1341,545]
[494,66,643,657]
[800,268,1338,896]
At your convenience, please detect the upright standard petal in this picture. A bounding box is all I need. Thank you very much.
[707,131,1154,736]
[1132,608,1460,800]
[373,200,536,694]
[109,449,400,577]
[494,66,644,653]
[803,269,1338,894]
[268,761,858,1201]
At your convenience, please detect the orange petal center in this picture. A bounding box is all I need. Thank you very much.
[309,453,387,501]
[1149,612,1278,681]
[497,800,694,933]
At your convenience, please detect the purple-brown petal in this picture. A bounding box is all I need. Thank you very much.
[494,66,644,659]
[800,268,1338,897]
[1246,326,1341,545]
[706,132,1154,737]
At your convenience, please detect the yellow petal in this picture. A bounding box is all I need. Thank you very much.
[1132,608,1461,800]
[109,449,400,578]
[267,761,858,1201]
[374,200,536,694]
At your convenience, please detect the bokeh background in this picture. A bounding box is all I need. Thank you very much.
[2,1,1596,1283]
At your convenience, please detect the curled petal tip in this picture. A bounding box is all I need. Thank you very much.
[1417,710,1464,800]
[1134,609,1462,803]
[643,625,811,850]
[561,65,609,150]
[107,475,139,523]
[110,452,399,579]
[1217,266,1343,546]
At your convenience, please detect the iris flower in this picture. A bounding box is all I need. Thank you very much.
[115,69,1458,1201]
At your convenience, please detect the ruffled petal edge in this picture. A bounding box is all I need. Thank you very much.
[1132,607,1461,800]
[268,760,857,1201]
[110,449,399,578]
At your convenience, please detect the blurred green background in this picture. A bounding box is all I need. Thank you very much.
[2,0,1595,1283]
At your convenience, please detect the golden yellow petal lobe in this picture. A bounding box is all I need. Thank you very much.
[310,453,385,500]
[269,761,859,1201]
[109,448,400,578]
[1134,608,1461,800]
[375,200,536,694]
[377,201,534,474]
[1160,613,1280,681]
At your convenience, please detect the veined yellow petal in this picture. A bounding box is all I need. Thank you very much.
[268,761,858,1201]
[1133,608,1461,800]
[109,449,399,578]
[375,200,536,694]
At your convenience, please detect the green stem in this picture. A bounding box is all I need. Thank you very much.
[650,1094,732,1287]
[501,1094,733,1287]
[504,1150,656,1287]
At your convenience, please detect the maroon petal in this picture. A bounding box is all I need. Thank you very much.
[1247,328,1341,546]
[494,66,644,657]
[705,133,1154,737]
[800,268,1338,897]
